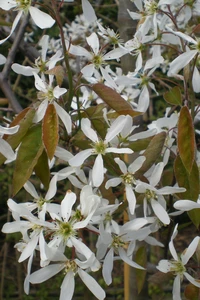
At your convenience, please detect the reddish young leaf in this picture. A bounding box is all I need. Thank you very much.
[184,283,200,300]
[92,83,140,115]
[178,106,195,173]
[42,104,59,160]
[12,124,43,196]
[163,86,182,106]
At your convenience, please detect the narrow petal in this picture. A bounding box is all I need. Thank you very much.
[119,247,144,269]
[156,259,173,273]
[81,0,97,23]
[172,275,181,300]
[92,154,104,187]
[0,138,16,160]
[102,248,114,285]
[69,149,93,167]
[184,272,200,288]
[78,269,106,300]
[105,116,126,143]
[18,235,39,262]
[128,156,146,173]
[24,181,39,199]
[29,7,55,29]
[61,191,76,221]
[105,178,122,189]
[11,64,36,76]
[149,162,164,187]
[81,118,98,142]
[86,33,99,55]
[60,272,75,300]
[0,125,19,135]
[29,264,64,283]
[54,102,72,134]
[45,174,58,201]
[114,157,128,174]
[168,50,197,76]
[106,147,133,154]
[125,185,136,215]
[0,11,22,45]
[151,199,170,225]
[174,200,200,211]
[181,236,200,265]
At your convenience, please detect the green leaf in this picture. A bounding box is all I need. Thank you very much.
[128,136,153,152]
[42,104,59,160]
[92,83,140,115]
[135,246,147,294]
[178,106,195,173]
[135,132,166,178]
[12,124,44,196]
[34,150,50,190]
[163,86,182,106]
[0,108,35,165]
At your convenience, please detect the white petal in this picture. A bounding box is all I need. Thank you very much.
[119,247,144,269]
[0,138,16,160]
[105,178,122,189]
[102,248,114,285]
[156,259,173,273]
[11,64,36,76]
[0,11,22,45]
[92,154,104,187]
[114,157,128,174]
[81,118,98,142]
[69,149,93,167]
[181,236,200,265]
[174,200,200,211]
[2,221,28,233]
[33,100,48,123]
[0,124,19,135]
[192,66,200,93]
[24,181,39,199]
[61,191,76,221]
[168,50,198,76]
[103,47,127,60]
[172,275,181,300]
[29,6,55,29]
[53,86,67,98]
[106,147,133,154]
[86,33,99,55]
[125,185,136,215]
[137,85,150,113]
[78,269,106,300]
[45,174,58,200]
[18,235,38,262]
[184,272,200,288]
[60,272,75,300]
[29,264,64,283]
[151,199,170,225]
[149,162,164,187]
[81,0,97,23]
[105,116,126,143]
[128,156,146,173]
[54,102,72,134]
[0,54,6,65]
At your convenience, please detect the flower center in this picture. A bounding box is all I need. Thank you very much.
[64,260,78,275]
[111,235,125,249]
[121,173,136,185]
[92,54,105,69]
[38,87,55,102]
[170,260,186,275]
[145,189,158,200]
[57,221,75,241]
[92,140,107,155]
[16,0,31,11]
[144,0,158,15]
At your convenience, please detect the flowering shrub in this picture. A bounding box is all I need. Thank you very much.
[1,0,200,299]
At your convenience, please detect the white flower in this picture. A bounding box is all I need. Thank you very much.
[157,224,200,300]
[33,73,72,134]
[135,162,186,224]
[12,35,63,77]
[69,116,133,187]
[105,156,146,214]
[0,0,55,44]
[29,253,105,300]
